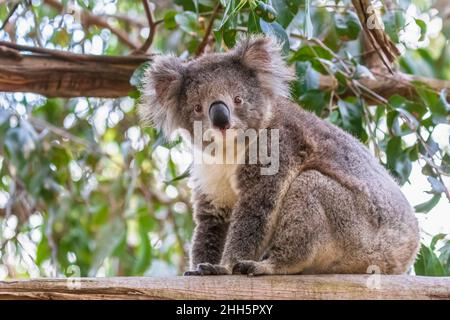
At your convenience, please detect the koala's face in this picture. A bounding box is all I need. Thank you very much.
[180,59,266,135]
[139,36,294,140]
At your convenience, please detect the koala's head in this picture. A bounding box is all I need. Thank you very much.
[139,35,294,140]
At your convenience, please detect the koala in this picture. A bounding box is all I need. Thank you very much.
[139,35,420,276]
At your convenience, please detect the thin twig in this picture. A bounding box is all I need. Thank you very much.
[103,13,147,28]
[27,115,98,150]
[43,0,139,50]
[415,132,450,200]
[136,0,161,54]
[30,4,44,47]
[196,2,221,57]
[0,1,20,31]
[352,0,398,74]
[46,208,58,277]
[0,40,152,63]
[167,207,187,272]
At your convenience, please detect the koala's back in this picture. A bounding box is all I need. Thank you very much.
[274,98,413,217]
[268,99,419,274]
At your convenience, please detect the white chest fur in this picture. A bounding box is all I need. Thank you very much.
[191,163,240,208]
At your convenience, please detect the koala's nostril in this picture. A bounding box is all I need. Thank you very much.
[209,101,230,130]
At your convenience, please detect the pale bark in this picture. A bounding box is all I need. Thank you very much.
[1,275,449,300]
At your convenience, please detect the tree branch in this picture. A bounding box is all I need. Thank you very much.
[0,44,151,97]
[135,0,161,54]
[0,41,151,63]
[1,275,450,299]
[1,43,449,100]
[0,1,20,31]
[102,13,147,29]
[196,2,221,57]
[351,0,400,74]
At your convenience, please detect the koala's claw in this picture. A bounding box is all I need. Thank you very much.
[185,263,230,276]
[232,260,266,276]
[183,270,201,276]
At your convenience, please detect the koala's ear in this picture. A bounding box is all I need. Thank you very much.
[139,55,184,136]
[233,35,295,98]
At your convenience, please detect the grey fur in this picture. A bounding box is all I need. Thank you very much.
[139,36,420,275]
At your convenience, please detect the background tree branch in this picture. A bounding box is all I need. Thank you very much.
[0,43,151,97]
[43,0,140,50]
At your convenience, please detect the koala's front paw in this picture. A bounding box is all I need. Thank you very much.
[232,260,269,276]
[184,263,231,276]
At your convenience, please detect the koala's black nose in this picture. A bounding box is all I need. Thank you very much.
[209,101,230,130]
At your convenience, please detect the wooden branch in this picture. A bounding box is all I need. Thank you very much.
[352,0,400,74]
[1,275,449,299]
[318,71,450,102]
[0,51,448,99]
[0,39,448,99]
[0,53,150,98]
[136,0,160,54]
[196,2,222,57]
[0,41,152,63]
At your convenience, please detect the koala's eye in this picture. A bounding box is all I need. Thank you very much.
[194,104,202,113]
[234,96,243,104]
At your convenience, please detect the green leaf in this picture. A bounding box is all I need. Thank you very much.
[0,108,10,128]
[198,0,215,8]
[292,61,320,97]
[337,97,368,142]
[438,240,450,274]
[387,95,423,134]
[414,18,427,41]
[386,137,412,185]
[383,10,405,43]
[175,0,197,11]
[413,82,449,124]
[224,29,237,47]
[217,0,235,30]
[299,90,330,116]
[175,11,199,34]
[164,10,178,30]
[130,62,150,88]
[132,210,154,275]
[271,0,300,27]
[415,243,446,276]
[303,0,314,39]
[89,218,126,277]
[4,124,37,172]
[165,163,191,184]
[427,176,447,195]
[430,233,446,252]
[334,12,361,41]
[52,29,71,47]
[414,194,441,213]
[419,136,439,157]
[441,153,450,174]
[254,1,277,23]
[259,20,290,55]
[36,232,51,266]
[247,11,262,33]
[291,45,334,62]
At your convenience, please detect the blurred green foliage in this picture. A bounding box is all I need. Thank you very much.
[0,0,449,278]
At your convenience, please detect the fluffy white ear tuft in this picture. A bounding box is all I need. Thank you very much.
[138,55,184,136]
[233,35,295,98]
